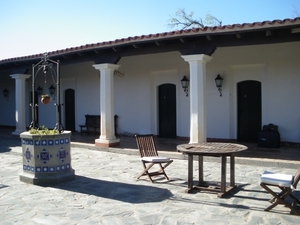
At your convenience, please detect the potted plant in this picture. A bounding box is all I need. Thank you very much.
[41,94,51,104]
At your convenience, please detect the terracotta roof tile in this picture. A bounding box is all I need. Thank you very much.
[1,17,300,63]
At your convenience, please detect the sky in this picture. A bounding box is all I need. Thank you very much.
[1,0,300,60]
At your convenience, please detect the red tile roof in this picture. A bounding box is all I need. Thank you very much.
[1,17,300,64]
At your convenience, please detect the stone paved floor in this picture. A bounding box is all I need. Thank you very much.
[1,137,300,224]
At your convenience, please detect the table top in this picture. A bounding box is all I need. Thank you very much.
[177,142,248,156]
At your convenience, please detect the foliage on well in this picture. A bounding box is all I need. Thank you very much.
[29,125,59,135]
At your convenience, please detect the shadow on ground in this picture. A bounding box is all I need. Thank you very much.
[53,175,173,204]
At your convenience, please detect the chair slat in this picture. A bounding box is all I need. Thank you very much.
[135,134,158,157]
[135,134,173,183]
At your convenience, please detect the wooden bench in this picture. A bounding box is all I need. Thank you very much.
[79,114,118,135]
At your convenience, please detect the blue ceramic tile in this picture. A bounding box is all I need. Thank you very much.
[37,149,52,164]
[57,147,68,162]
[24,148,33,163]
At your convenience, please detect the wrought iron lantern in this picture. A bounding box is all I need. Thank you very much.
[49,85,56,97]
[181,76,189,97]
[3,88,9,100]
[215,74,223,97]
[36,86,43,96]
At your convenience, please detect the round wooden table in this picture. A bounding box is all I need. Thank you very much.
[177,142,248,197]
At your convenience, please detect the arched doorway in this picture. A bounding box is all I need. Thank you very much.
[158,84,176,138]
[237,80,261,142]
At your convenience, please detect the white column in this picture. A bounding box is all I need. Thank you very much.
[10,74,31,135]
[182,54,212,143]
[93,63,120,147]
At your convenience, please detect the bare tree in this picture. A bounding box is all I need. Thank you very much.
[292,4,300,17]
[168,8,222,30]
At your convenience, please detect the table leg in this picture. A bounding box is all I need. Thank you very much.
[186,154,193,193]
[221,156,226,194]
[198,155,203,184]
[230,156,235,187]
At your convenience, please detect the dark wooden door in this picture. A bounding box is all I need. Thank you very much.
[65,89,75,131]
[158,84,176,138]
[237,81,261,142]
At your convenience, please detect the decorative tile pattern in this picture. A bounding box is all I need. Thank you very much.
[57,147,68,162]
[23,139,34,145]
[24,148,33,163]
[37,148,52,164]
[22,135,71,174]
[23,164,71,173]
[23,165,34,172]
[22,138,70,146]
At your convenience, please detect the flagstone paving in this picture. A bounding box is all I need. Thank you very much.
[0,137,300,225]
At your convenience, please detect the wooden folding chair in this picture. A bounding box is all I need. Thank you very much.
[260,167,300,215]
[135,134,173,183]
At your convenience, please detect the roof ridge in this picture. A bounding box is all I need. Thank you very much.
[1,17,300,63]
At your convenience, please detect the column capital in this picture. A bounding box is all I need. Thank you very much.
[181,54,213,63]
[92,63,120,71]
[10,74,31,80]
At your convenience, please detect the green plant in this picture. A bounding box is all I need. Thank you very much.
[41,94,50,98]
[29,125,59,135]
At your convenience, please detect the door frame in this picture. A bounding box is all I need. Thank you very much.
[150,70,180,136]
[231,64,266,141]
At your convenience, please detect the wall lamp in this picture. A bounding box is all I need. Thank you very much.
[3,88,9,101]
[49,85,56,98]
[181,76,189,97]
[215,74,223,97]
[36,86,43,96]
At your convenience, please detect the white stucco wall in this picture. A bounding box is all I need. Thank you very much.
[3,41,300,143]
[115,52,189,136]
[207,42,300,143]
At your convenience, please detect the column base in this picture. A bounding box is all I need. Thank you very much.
[95,138,120,147]
[12,130,23,135]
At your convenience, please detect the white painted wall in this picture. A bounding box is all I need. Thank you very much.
[207,42,300,143]
[3,41,300,143]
